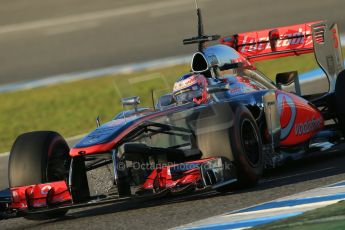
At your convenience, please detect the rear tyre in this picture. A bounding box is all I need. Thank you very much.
[9,131,70,220]
[216,106,263,193]
[335,70,345,136]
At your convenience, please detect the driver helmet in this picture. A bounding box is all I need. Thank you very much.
[173,73,209,104]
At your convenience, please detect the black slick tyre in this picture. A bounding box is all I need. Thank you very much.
[217,105,263,192]
[335,70,345,137]
[8,131,70,220]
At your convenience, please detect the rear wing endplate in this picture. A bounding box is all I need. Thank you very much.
[312,22,344,92]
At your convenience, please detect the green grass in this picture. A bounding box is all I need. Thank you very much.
[0,53,327,153]
[255,53,318,79]
[254,200,345,230]
[0,65,190,153]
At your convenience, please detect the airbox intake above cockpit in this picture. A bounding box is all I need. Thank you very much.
[191,44,243,73]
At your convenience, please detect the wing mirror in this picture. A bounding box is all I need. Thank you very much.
[206,83,230,94]
[121,96,140,111]
[276,71,301,95]
[121,96,140,106]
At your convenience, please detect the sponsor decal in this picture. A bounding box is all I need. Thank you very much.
[12,190,19,202]
[332,28,339,49]
[240,28,313,53]
[294,117,322,136]
[41,185,52,195]
[173,75,198,92]
[229,86,242,94]
[277,94,296,140]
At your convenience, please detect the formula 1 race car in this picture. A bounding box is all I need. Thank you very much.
[1,6,344,221]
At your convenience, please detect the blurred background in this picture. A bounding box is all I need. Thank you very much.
[0,0,344,152]
[0,2,345,229]
[0,0,344,84]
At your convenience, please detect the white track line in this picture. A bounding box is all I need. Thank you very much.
[0,0,199,35]
[229,200,341,217]
[0,55,191,93]
[44,21,100,36]
[0,152,9,157]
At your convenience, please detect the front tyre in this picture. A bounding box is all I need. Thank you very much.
[8,131,70,219]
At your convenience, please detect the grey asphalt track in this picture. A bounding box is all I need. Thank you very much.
[1,0,345,229]
[1,145,345,230]
[0,0,344,85]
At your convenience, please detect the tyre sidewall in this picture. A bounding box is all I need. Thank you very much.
[9,131,69,187]
[230,106,263,185]
[8,131,70,220]
[335,70,345,136]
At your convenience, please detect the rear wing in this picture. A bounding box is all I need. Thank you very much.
[220,21,344,92]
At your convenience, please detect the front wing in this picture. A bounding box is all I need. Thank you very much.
[0,157,236,220]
